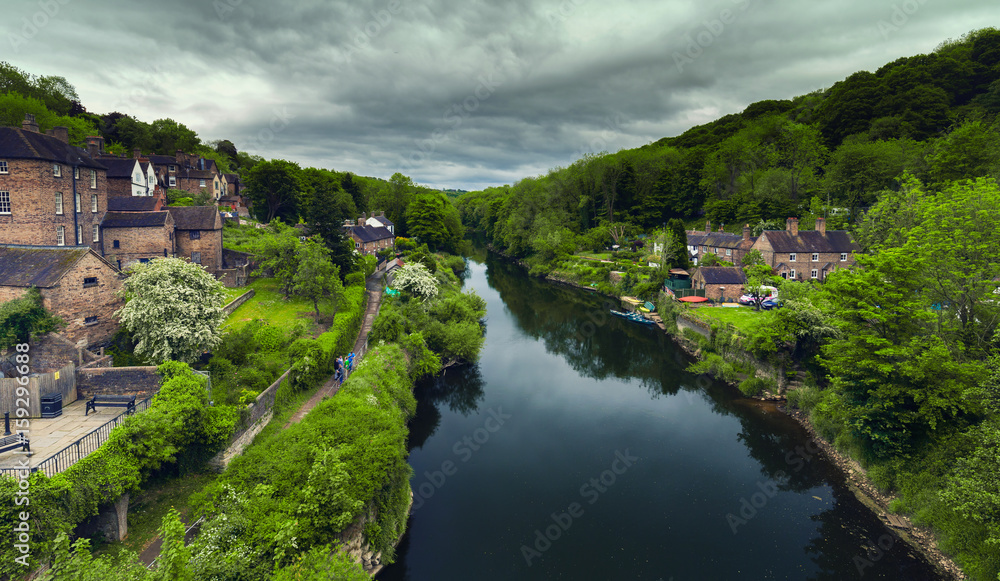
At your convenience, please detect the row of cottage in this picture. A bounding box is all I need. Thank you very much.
[0,114,254,347]
[682,218,861,301]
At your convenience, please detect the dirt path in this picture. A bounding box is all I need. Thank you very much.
[283,271,385,428]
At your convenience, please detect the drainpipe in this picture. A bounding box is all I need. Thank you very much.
[71,162,80,246]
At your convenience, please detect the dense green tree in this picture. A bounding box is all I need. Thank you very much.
[244,159,304,223]
[148,118,200,154]
[405,192,462,252]
[292,239,343,321]
[0,288,63,349]
[250,220,302,298]
[927,119,1000,184]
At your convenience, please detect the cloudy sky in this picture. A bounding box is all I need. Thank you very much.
[2,0,995,190]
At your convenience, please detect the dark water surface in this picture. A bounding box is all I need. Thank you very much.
[379,256,942,581]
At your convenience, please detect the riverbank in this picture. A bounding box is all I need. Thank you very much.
[666,314,964,580]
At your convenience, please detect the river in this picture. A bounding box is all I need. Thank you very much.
[378,255,942,581]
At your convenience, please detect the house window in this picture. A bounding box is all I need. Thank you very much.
[168,165,176,172]
[53,164,61,177]
[84,316,98,326]
[90,170,97,189]
[55,192,63,214]
[789,253,796,262]
[135,172,142,183]
[811,269,818,279]
[56,226,65,246]
[74,167,79,180]
[726,249,732,256]
[191,251,201,264]
[789,269,796,279]
[113,239,120,249]
[92,224,99,242]
[92,195,98,212]
[76,192,81,212]
[190,230,200,240]
[168,176,176,187]
[0,191,10,214]
[840,253,848,261]
[811,253,819,262]
[76,224,82,244]
[199,179,206,188]
[83,276,98,288]
[0,161,7,174]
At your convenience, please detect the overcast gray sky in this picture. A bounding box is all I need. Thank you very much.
[2,0,995,190]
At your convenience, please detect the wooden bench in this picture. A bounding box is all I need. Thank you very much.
[85,394,136,416]
[0,434,29,454]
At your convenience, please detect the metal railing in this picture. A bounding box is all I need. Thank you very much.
[0,397,153,478]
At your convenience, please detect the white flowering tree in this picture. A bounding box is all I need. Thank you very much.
[115,258,227,364]
[392,263,438,300]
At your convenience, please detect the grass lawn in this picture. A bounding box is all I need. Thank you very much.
[689,304,777,333]
[576,252,613,260]
[224,278,316,332]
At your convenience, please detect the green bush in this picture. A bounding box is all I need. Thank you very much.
[253,324,286,352]
[345,271,365,287]
[738,376,774,397]
[687,353,738,382]
[787,386,823,411]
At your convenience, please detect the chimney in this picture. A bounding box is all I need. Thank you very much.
[85,136,104,158]
[718,226,724,232]
[21,113,39,133]
[176,150,185,166]
[133,147,141,159]
[815,217,826,235]
[742,224,751,242]
[46,126,69,143]
[786,217,799,236]
[705,220,711,234]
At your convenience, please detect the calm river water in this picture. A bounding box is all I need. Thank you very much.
[379,255,942,581]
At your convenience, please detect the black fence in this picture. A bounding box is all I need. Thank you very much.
[0,397,152,478]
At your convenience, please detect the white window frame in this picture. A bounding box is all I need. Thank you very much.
[76,224,82,245]
[0,191,9,214]
[199,179,206,188]
[56,225,65,246]
[55,192,63,215]
[840,253,848,262]
[789,253,796,262]
[53,164,61,177]
[169,165,176,172]
[92,194,98,213]
[789,269,796,279]
[93,224,100,242]
[76,192,81,213]
[810,269,818,279]
[90,170,97,189]
[0,160,7,174]
[811,253,819,262]
[168,176,176,187]
[74,167,79,180]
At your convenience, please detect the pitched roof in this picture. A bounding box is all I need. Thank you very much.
[224,173,240,183]
[759,230,859,253]
[96,157,138,178]
[101,211,170,229]
[166,206,221,230]
[108,197,161,212]
[350,224,394,243]
[370,215,394,227]
[0,245,98,287]
[0,127,106,169]
[695,267,746,285]
[147,155,176,165]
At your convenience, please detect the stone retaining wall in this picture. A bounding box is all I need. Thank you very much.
[222,289,255,316]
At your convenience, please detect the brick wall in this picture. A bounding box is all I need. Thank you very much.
[774,251,854,281]
[102,221,175,270]
[175,228,223,274]
[106,178,134,199]
[41,252,122,345]
[75,366,161,400]
[0,158,107,252]
[22,333,100,373]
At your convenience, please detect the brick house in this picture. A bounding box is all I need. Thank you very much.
[0,245,122,345]
[347,223,394,256]
[97,157,157,199]
[167,206,223,274]
[751,218,860,282]
[691,266,746,302]
[100,211,175,270]
[148,151,224,201]
[686,221,757,266]
[0,115,108,252]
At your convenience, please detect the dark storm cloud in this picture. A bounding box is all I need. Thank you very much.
[2,0,996,189]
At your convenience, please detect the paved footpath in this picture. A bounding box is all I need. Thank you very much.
[283,271,385,427]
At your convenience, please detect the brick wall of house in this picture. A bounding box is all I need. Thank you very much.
[105,178,135,199]
[0,286,28,304]
[0,158,107,252]
[76,366,161,400]
[102,222,175,270]
[40,252,122,346]
[774,251,854,281]
[692,275,744,302]
[175,228,223,274]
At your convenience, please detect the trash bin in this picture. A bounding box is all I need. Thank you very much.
[41,392,63,418]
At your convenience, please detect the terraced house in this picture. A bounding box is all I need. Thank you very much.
[751,218,859,281]
[0,115,108,252]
